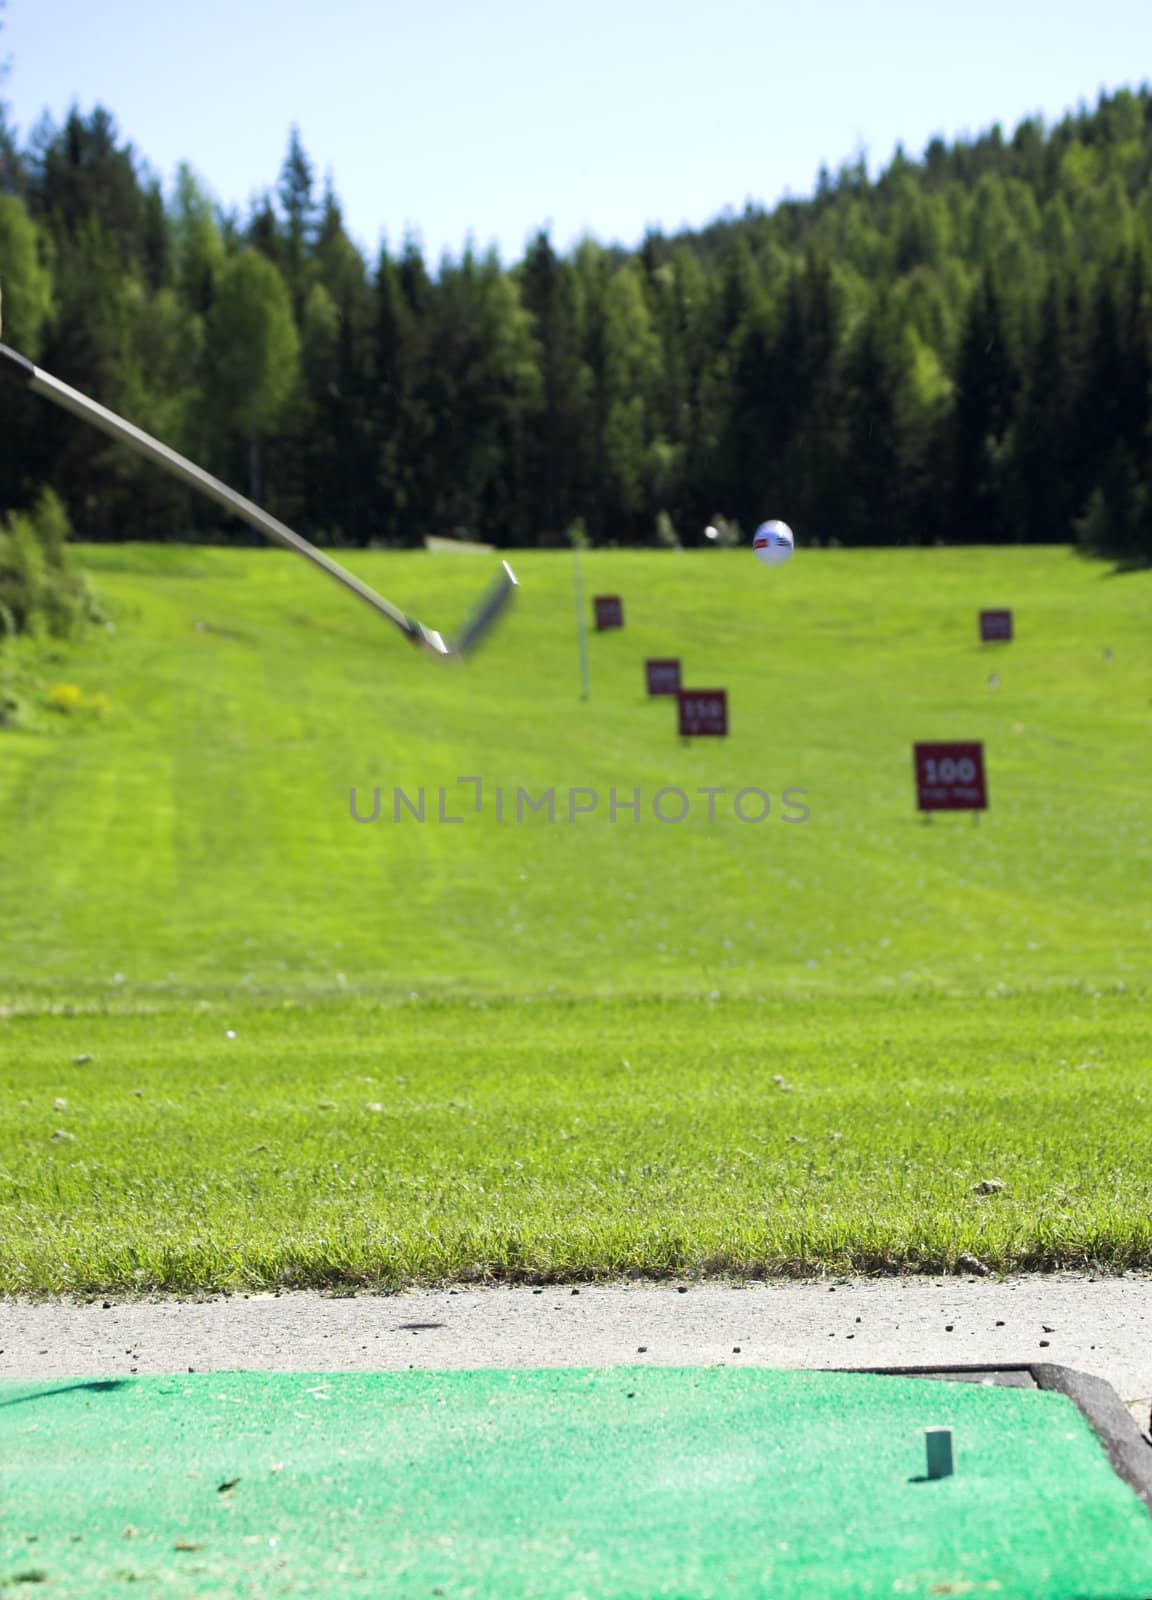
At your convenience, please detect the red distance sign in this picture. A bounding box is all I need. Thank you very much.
[645,658,681,696]
[594,595,624,630]
[980,609,1013,642]
[678,689,728,737]
[913,742,987,811]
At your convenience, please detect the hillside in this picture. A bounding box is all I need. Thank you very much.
[2,90,1152,556]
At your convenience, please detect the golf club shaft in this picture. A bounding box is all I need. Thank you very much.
[0,343,428,644]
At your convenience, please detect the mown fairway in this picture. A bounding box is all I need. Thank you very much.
[0,545,1149,1290]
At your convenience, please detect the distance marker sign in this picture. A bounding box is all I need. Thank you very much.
[678,689,728,738]
[646,659,681,696]
[913,742,987,811]
[594,596,624,631]
[980,609,1013,642]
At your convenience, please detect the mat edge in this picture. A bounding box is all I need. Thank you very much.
[834,1363,1152,1514]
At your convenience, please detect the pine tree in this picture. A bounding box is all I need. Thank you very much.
[170,165,224,316]
[372,241,433,544]
[25,106,146,269]
[276,126,317,316]
[598,262,663,536]
[518,230,593,540]
[950,268,1019,540]
[1009,272,1082,541]
[830,296,909,544]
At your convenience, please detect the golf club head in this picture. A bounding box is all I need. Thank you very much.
[447,560,519,656]
[409,622,452,655]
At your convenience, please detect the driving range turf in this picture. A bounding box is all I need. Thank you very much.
[0,544,1150,1293]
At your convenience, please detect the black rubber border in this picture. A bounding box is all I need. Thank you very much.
[836,1363,1152,1512]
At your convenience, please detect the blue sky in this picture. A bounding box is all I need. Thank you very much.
[3,0,1151,266]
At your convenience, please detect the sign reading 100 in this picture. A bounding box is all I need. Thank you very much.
[921,754,978,786]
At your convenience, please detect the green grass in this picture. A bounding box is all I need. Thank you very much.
[0,544,1149,1290]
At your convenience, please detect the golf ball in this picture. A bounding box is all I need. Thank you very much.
[753,520,794,565]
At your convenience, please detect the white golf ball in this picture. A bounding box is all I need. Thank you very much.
[753,520,794,565]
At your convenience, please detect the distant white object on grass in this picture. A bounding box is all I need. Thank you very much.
[705,525,719,541]
[753,520,794,565]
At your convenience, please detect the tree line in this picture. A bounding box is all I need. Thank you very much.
[2,71,1152,563]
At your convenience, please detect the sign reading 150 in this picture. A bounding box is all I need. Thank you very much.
[920,755,977,785]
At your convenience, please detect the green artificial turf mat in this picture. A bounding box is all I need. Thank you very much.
[3,1368,1151,1597]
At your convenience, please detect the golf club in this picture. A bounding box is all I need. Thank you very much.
[0,340,518,657]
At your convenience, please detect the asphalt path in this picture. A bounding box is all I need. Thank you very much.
[3,1274,1150,1432]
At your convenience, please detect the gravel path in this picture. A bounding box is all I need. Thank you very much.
[3,1274,1150,1432]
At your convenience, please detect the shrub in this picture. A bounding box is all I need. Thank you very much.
[0,489,96,639]
[1074,442,1152,567]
